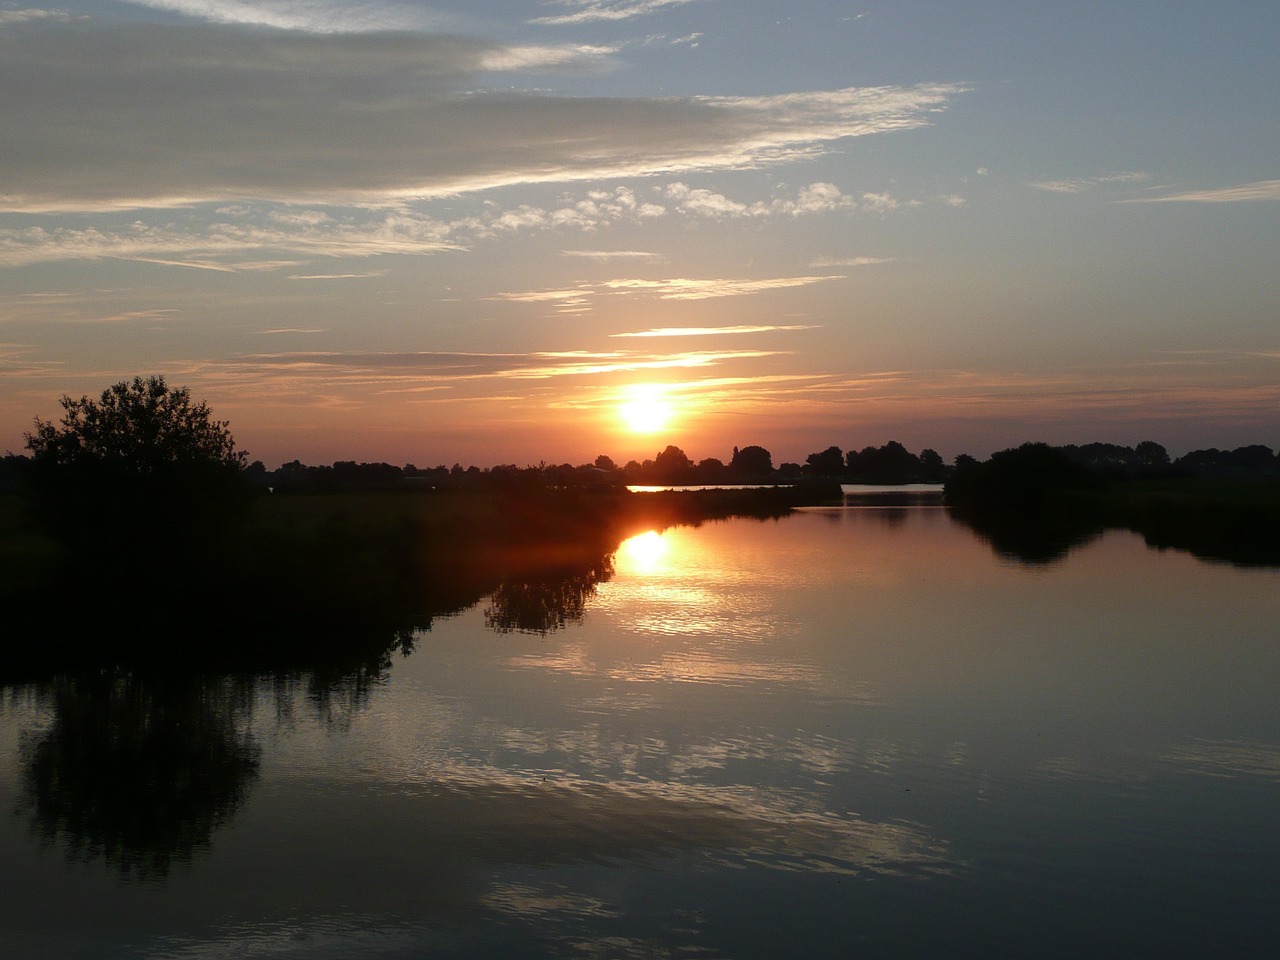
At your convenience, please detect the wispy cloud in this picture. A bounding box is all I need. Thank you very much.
[495,288,593,305]
[1029,172,1150,193]
[477,43,617,71]
[493,274,844,312]
[561,249,663,261]
[808,256,894,269]
[197,348,785,391]
[0,182,896,268]
[601,275,844,300]
[0,212,463,267]
[0,21,966,212]
[287,271,387,280]
[611,325,821,338]
[0,8,79,25]
[531,0,704,26]
[117,0,450,33]
[1125,180,1280,203]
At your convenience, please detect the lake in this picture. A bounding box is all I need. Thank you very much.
[2,500,1278,958]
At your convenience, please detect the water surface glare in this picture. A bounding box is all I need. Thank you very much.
[2,505,1278,958]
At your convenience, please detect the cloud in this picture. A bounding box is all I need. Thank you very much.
[662,181,880,219]
[808,256,893,268]
[287,271,387,280]
[117,0,449,33]
[601,275,845,300]
[859,192,899,214]
[611,325,821,338]
[0,22,966,212]
[531,0,704,26]
[477,43,617,71]
[1029,172,1150,194]
[1125,180,1280,203]
[785,182,857,215]
[561,249,662,260]
[494,289,592,304]
[0,8,79,25]
[197,348,786,392]
[495,274,844,310]
[0,182,897,268]
[0,212,465,268]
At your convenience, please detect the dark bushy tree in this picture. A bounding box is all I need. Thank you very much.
[851,441,920,484]
[730,445,773,479]
[1134,440,1170,471]
[653,445,693,484]
[24,376,249,547]
[805,445,844,477]
[919,448,946,482]
[944,442,1101,507]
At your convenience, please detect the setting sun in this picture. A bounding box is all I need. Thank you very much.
[618,383,675,434]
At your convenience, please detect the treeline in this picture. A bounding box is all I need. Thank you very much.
[4,439,1276,497]
[1042,440,1278,480]
[943,440,1280,567]
[946,440,1280,507]
[215,439,949,490]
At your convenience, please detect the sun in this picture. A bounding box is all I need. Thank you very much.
[618,383,674,434]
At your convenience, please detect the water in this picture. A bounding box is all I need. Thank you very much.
[2,504,1278,958]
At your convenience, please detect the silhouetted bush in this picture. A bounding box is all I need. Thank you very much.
[23,376,250,552]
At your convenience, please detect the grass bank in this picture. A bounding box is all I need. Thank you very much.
[0,483,839,678]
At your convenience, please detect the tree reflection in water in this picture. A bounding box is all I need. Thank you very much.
[484,553,615,635]
[948,507,1105,565]
[12,547,625,879]
[19,673,261,880]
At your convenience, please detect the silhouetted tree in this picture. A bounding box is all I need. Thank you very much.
[944,442,1101,507]
[23,376,249,548]
[919,448,946,482]
[850,441,920,484]
[730,445,773,479]
[696,457,730,482]
[653,445,694,484]
[1134,440,1170,471]
[806,445,844,477]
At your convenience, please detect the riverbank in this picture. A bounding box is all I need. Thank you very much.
[0,483,842,678]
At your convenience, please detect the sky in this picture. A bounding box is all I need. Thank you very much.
[1,1,1277,468]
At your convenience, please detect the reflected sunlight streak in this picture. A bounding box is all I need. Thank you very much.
[615,530,669,575]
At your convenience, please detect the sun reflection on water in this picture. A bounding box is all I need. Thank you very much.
[615,529,668,576]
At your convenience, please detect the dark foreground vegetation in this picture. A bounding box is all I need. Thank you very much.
[945,441,1280,566]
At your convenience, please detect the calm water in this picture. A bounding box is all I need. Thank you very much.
[3,503,1279,958]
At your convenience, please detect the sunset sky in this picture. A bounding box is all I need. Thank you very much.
[2,1,1277,468]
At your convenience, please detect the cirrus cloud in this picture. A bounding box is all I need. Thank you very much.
[0,21,966,212]
[531,0,705,26]
[1126,180,1280,203]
